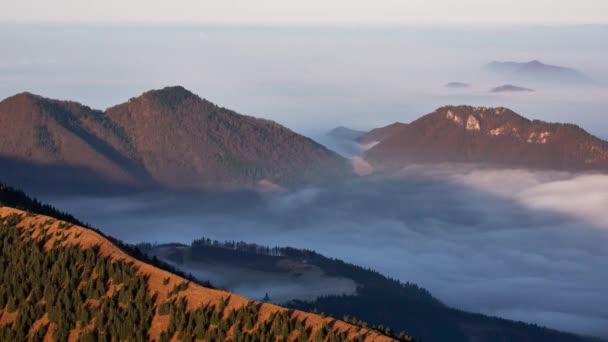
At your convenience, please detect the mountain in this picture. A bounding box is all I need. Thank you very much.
[139,238,599,342]
[320,127,368,157]
[491,84,534,93]
[445,82,471,89]
[104,87,350,190]
[0,188,401,341]
[358,122,408,145]
[483,60,593,84]
[362,106,608,172]
[0,87,350,193]
[327,127,366,141]
[0,92,148,193]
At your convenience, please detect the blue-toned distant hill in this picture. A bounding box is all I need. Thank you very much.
[327,127,366,141]
[491,84,534,93]
[445,82,471,89]
[483,60,594,84]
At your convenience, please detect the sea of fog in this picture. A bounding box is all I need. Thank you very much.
[43,165,608,339]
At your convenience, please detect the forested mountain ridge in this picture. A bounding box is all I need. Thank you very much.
[143,238,598,342]
[0,205,402,341]
[104,86,351,190]
[0,87,351,193]
[0,92,146,193]
[363,105,608,172]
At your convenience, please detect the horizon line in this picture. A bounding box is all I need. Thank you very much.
[2,20,608,30]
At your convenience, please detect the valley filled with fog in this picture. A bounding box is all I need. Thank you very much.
[44,165,608,338]
[148,252,359,304]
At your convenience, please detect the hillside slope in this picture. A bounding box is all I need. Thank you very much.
[140,238,598,342]
[0,206,399,341]
[0,92,147,193]
[0,87,350,192]
[358,123,408,145]
[363,106,608,172]
[105,86,349,189]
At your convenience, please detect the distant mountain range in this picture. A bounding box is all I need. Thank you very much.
[445,82,471,89]
[359,106,608,172]
[483,60,594,84]
[491,84,534,93]
[0,87,350,193]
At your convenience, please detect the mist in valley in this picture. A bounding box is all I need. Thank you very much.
[150,256,358,304]
[43,166,608,339]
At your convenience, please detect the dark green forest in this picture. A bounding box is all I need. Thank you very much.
[0,213,156,340]
[0,183,86,226]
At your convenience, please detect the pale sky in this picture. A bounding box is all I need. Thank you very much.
[2,0,608,25]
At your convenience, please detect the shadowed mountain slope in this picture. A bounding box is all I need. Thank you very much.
[0,87,351,193]
[0,92,146,192]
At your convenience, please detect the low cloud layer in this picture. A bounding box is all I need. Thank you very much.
[157,259,358,304]
[45,165,608,338]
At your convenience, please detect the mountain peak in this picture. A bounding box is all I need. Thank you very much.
[136,85,200,108]
[145,85,192,96]
[431,106,531,130]
[328,126,365,140]
[527,60,544,66]
[1,91,43,105]
[0,88,351,192]
[435,105,520,117]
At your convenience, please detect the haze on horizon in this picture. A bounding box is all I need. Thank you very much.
[1,24,608,139]
[3,0,608,25]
